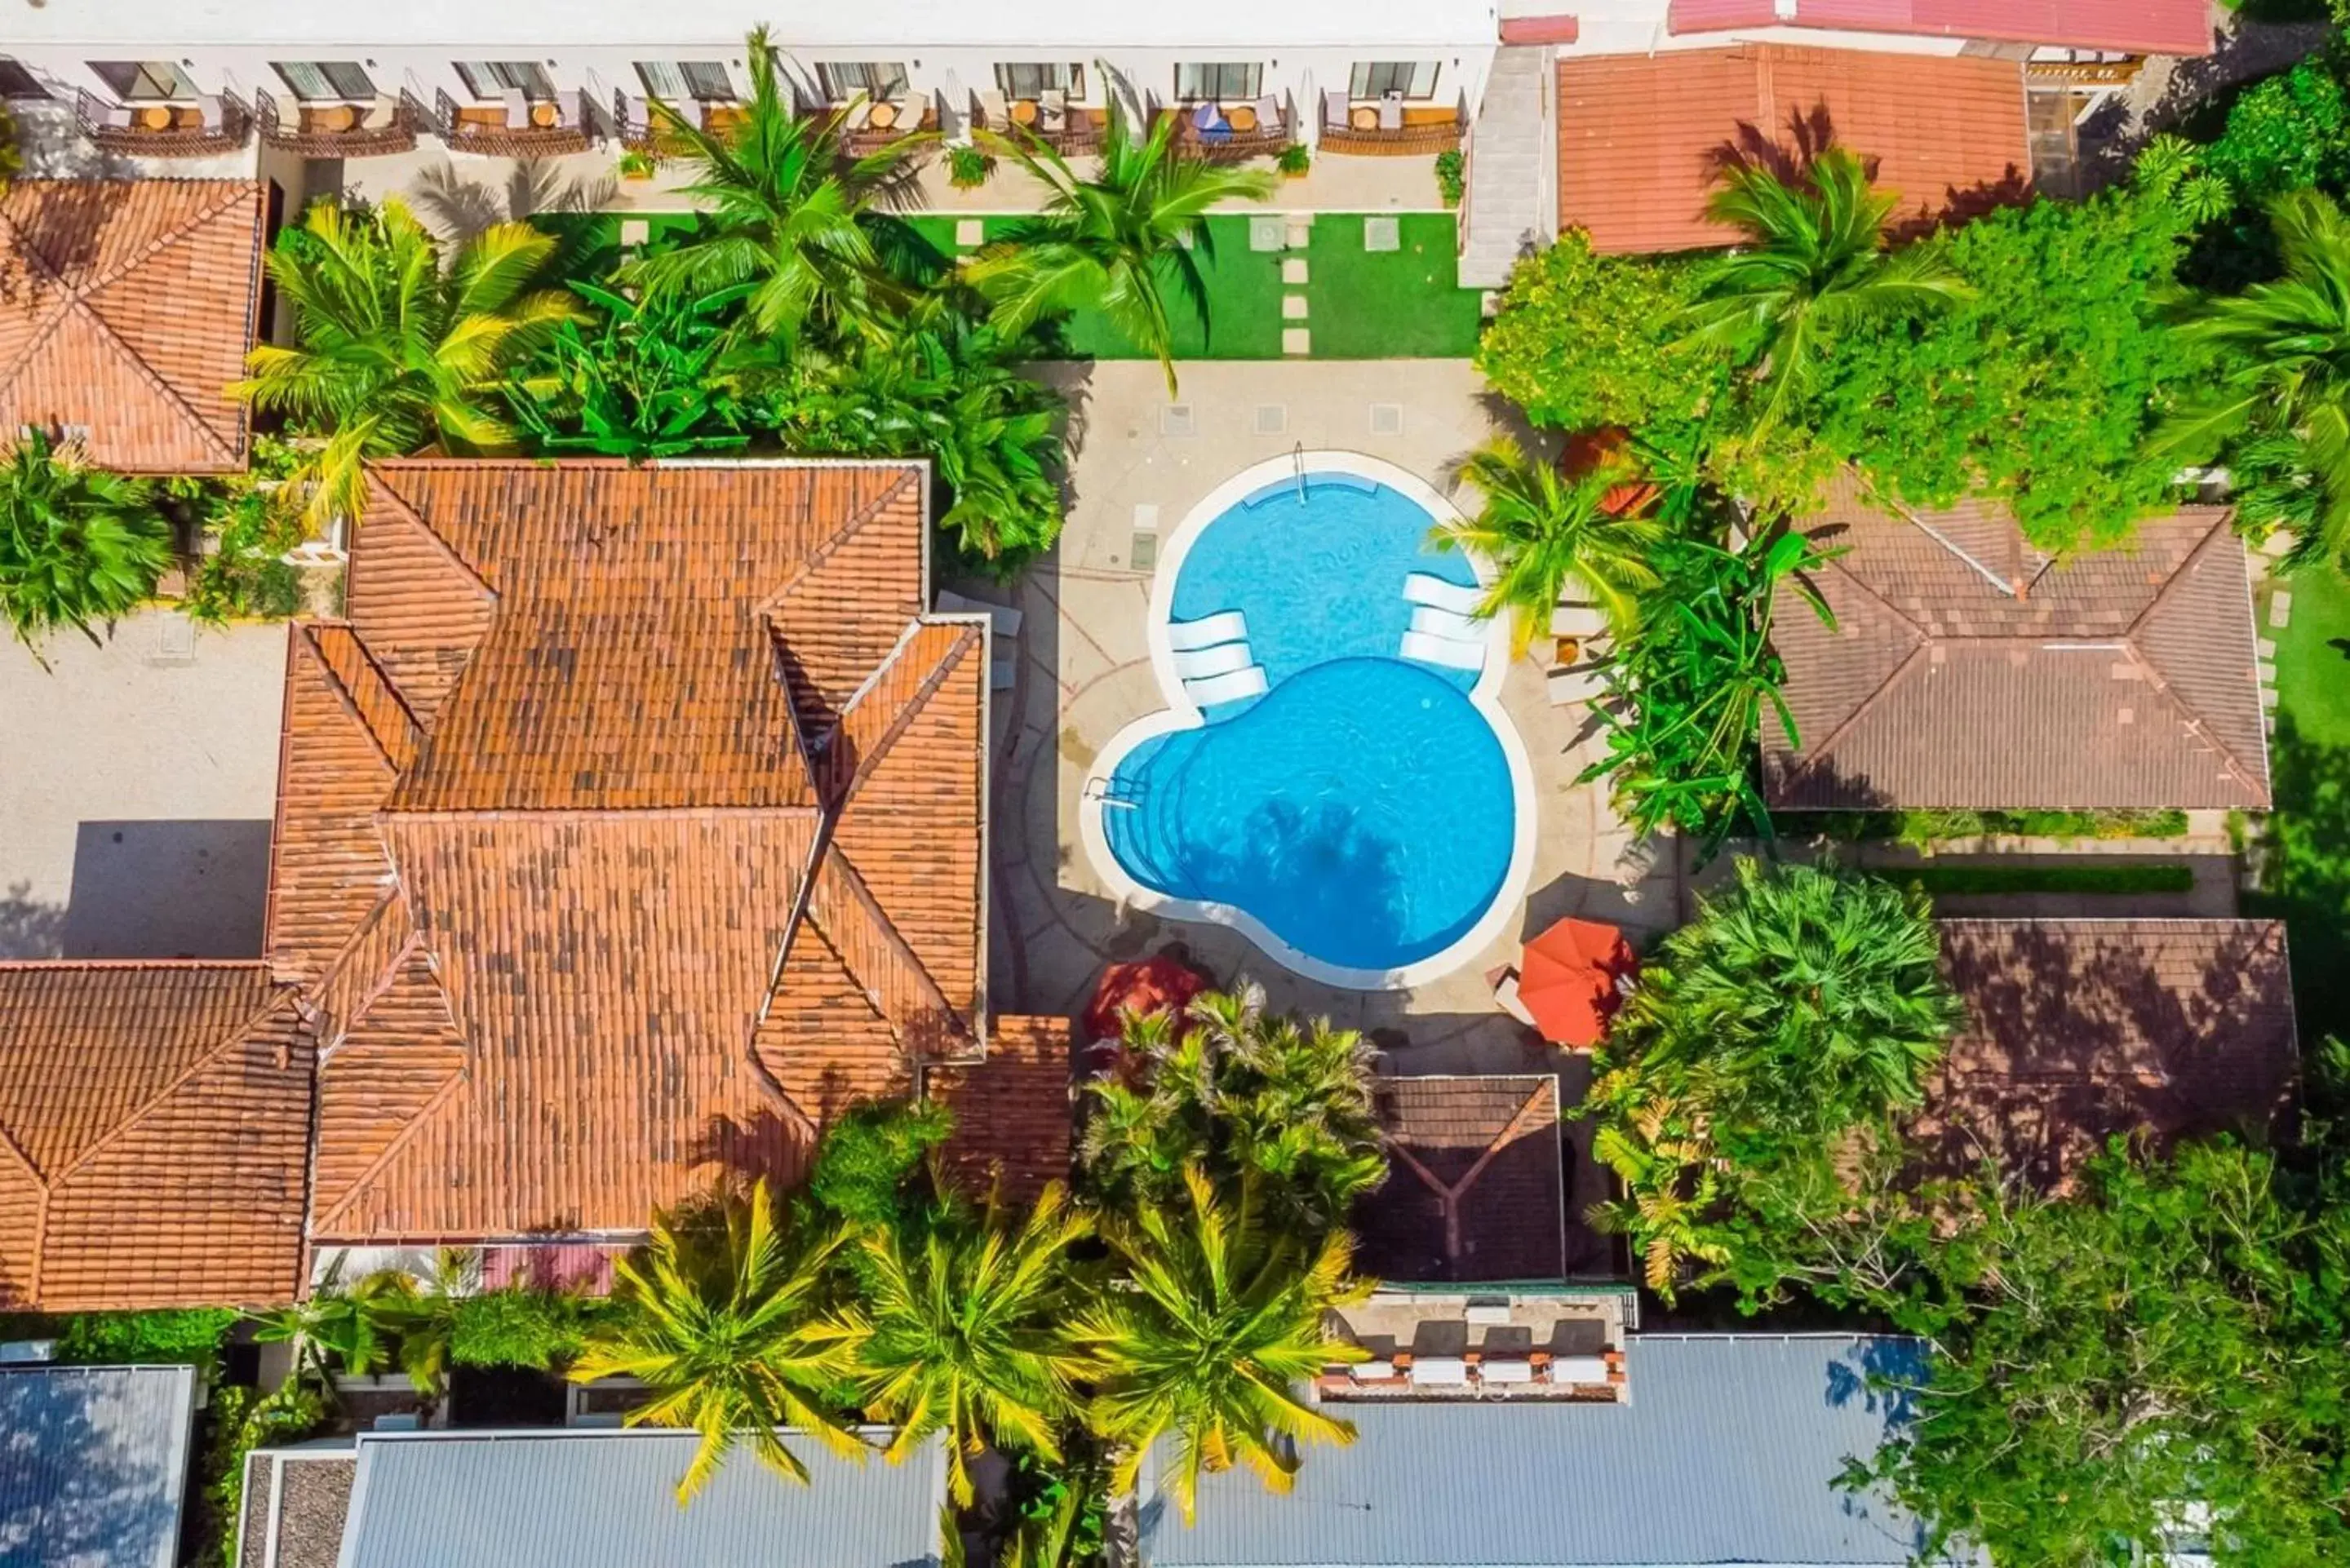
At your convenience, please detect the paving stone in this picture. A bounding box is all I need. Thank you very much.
[1282,327,1311,355]
[1281,257,1309,285]
[1363,215,1400,252]
[1282,294,1309,320]
[619,219,650,246]
[955,219,985,247]
[2258,637,2277,658]
[1248,215,1285,251]
[1285,217,1312,249]
[2270,590,2294,628]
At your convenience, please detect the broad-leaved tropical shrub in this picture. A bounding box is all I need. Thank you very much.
[1476,232,1716,436]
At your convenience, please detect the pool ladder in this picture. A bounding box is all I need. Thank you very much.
[1085,777,1144,812]
[1292,442,1308,504]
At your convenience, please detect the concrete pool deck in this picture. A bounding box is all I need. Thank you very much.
[972,359,1683,1092]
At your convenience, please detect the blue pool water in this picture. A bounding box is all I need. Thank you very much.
[1099,472,1519,977]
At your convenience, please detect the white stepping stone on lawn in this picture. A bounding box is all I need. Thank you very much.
[2270,590,2294,628]
[2258,637,2278,658]
[1282,257,1308,285]
[956,219,985,247]
[1282,327,1311,355]
[1285,216,1311,249]
[619,219,650,246]
[1282,295,1308,320]
[1363,216,1400,252]
[1248,215,1285,251]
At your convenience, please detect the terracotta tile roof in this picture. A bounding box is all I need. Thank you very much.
[1358,1076,1566,1283]
[1765,480,2269,810]
[1557,47,2030,255]
[274,460,1007,1244]
[0,962,313,1309]
[923,1015,1074,1203]
[1918,919,2298,1189]
[0,179,262,472]
[1666,0,2212,58]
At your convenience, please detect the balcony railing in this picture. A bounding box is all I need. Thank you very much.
[1316,91,1465,157]
[1165,94,1293,163]
[75,88,251,157]
[255,91,419,157]
[838,92,940,158]
[973,97,1106,157]
[611,91,745,151]
[424,86,592,157]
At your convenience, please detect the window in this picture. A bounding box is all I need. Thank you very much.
[993,62,1082,101]
[1174,63,1262,103]
[454,61,556,101]
[88,61,191,101]
[270,61,376,101]
[0,58,47,100]
[1350,61,1439,100]
[633,61,734,102]
[816,61,909,101]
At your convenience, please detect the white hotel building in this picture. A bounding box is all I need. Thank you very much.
[0,0,2216,282]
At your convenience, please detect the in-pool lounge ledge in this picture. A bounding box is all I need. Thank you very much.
[1080,450,1537,991]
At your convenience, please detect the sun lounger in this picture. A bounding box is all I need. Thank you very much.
[1548,662,1608,706]
[1550,601,1608,640]
[1184,664,1268,706]
[1403,572,1484,617]
[1173,641,1255,681]
[1490,965,1537,1028]
[1350,1358,1396,1381]
[1378,93,1404,131]
[1167,609,1248,652]
[1401,630,1484,672]
[1480,1358,1536,1384]
[1408,604,1484,644]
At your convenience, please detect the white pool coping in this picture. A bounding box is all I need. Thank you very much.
[1078,450,1539,992]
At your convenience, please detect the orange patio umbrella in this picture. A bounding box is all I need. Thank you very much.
[1083,953,1210,1043]
[1519,917,1636,1048]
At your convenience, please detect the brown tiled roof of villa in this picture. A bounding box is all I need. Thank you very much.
[276,459,1004,1245]
[1765,477,2269,810]
[0,962,313,1309]
[1359,1075,1566,1283]
[1918,919,2299,1189]
[1558,47,2031,255]
[0,179,263,472]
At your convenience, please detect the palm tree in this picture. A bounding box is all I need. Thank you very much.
[0,431,171,657]
[231,197,579,529]
[1074,1167,1368,1521]
[1680,146,1966,423]
[1626,858,1962,1142]
[2161,188,2350,568]
[253,1252,414,1386]
[623,26,938,348]
[569,1180,864,1503]
[816,1185,1092,1504]
[966,97,1276,394]
[1434,436,1668,655]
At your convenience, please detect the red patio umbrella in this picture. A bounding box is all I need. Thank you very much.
[1519,917,1637,1048]
[1082,953,1209,1043]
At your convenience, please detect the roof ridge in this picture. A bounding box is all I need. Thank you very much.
[1772,640,1929,791]
[836,621,982,802]
[45,982,306,1190]
[360,470,502,605]
[2111,640,2268,803]
[377,804,826,822]
[60,180,254,297]
[753,465,924,618]
[55,292,239,464]
[302,623,424,774]
[2119,513,2268,800]
[807,846,968,1052]
[307,1068,471,1240]
[1867,478,2025,600]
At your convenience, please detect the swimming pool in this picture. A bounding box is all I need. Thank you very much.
[1081,451,1534,990]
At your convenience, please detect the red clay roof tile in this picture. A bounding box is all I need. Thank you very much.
[0,180,262,472]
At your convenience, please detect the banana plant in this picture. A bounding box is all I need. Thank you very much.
[510,279,755,458]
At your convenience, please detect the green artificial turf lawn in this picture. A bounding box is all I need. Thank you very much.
[1306,213,1485,358]
[2269,565,2350,747]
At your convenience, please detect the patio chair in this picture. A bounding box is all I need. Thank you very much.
[978,88,1009,130]
[1488,965,1537,1028]
[98,101,134,130]
[1378,93,1404,131]
[1324,89,1349,131]
[1255,92,1281,134]
[500,86,529,128]
[197,93,226,132]
[556,91,583,131]
[1400,629,1483,672]
[1166,609,1248,652]
[1039,87,1067,127]
[1403,572,1484,617]
[1172,642,1255,682]
[360,95,400,131]
[1191,100,1227,140]
[1408,605,1483,646]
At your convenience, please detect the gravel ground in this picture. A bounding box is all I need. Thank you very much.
[2077,16,2336,188]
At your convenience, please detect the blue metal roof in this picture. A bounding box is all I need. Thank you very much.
[0,1363,196,1568]
[336,1426,947,1568]
[1140,1335,1956,1568]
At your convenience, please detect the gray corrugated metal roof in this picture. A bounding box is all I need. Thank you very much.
[336,1426,947,1568]
[0,1363,196,1568]
[1141,1335,1961,1568]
